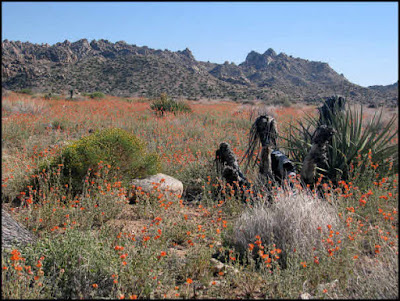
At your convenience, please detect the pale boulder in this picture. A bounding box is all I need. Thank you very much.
[131,173,183,196]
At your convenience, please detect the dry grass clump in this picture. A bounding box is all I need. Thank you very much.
[2,97,48,115]
[348,247,398,299]
[232,189,341,263]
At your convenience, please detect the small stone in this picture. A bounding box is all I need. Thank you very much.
[225,264,239,274]
[209,280,221,286]
[300,292,312,299]
[210,258,225,273]
[316,279,338,294]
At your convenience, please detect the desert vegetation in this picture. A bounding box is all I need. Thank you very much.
[150,93,192,116]
[1,91,398,299]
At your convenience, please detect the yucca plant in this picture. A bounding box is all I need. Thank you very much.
[283,101,398,184]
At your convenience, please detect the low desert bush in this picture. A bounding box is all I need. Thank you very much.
[229,189,341,267]
[151,93,192,115]
[271,96,291,107]
[43,93,62,100]
[2,227,121,299]
[50,118,76,131]
[2,98,47,115]
[2,89,11,97]
[89,91,105,99]
[34,128,161,195]
[16,88,34,95]
[81,92,105,99]
[347,243,398,298]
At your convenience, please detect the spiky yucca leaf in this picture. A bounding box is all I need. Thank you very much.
[282,104,398,184]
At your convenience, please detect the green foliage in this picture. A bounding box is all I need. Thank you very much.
[283,103,398,184]
[50,118,75,131]
[82,92,105,99]
[88,92,105,99]
[36,128,161,194]
[150,93,192,115]
[271,96,291,107]
[2,227,121,299]
[17,88,34,95]
[44,93,61,100]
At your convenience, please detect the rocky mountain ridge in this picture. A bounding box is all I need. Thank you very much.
[2,39,397,106]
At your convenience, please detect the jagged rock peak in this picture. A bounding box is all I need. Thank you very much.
[278,52,288,57]
[246,50,261,57]
[178,48,195,60]
[244,50,261,63]
[242,50,272,69]
[263,48,277,57]
[73,38,89,45]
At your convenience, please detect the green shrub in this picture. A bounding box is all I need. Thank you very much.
[81,92,105,99]
[88,92,105,99]
[150,93,192,115]
[17,88,34,95]
[50,118,75,131]
[1,227,121,299]
[35,128,161,194]
[44,93,61,100]
[272,96,291,107]
[283,103,398,184]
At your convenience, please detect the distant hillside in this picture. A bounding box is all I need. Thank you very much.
[1,39,397,106]
[368,81,398,103]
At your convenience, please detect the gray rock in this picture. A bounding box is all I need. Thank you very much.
[210,258,225,273]
[210,258,239,275]
[316,279,338,294]
[2,209,36,250]
[209,280,223,287]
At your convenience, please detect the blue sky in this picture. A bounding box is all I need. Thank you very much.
[2,1,398,87]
